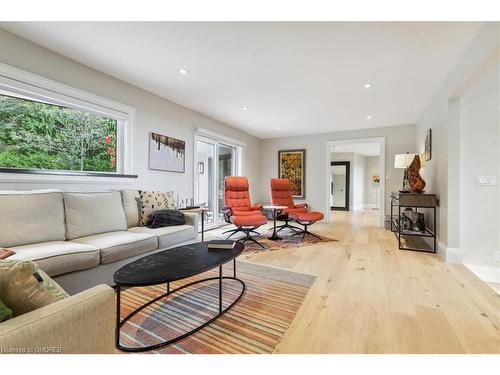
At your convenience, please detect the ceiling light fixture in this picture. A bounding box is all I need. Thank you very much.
[179,68,188,75]
[366,115,372,120]
[275,126,280,130]
[364,83,371,88]
[242,106,248,111]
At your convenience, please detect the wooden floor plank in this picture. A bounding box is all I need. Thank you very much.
[239,209,500,354]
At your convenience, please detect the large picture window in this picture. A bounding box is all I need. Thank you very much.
[0,93,119,172]
[0,63,135,178]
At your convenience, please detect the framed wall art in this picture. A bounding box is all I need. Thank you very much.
[149,132,185,173]
[424,128,432,161]
[278,149,306,198]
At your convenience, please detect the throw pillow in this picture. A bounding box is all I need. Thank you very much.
[138,191,175,226]
[147,209,186,228]
[0,298,12,322]
[0,260,68,317]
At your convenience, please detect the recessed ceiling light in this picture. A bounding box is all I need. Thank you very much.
[366,115,372,120]
[364,83,371,88]
[179,68,188,75]
[242,106,248,111]
[275,126,280,130]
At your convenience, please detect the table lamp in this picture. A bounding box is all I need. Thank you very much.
[394,153,416,193]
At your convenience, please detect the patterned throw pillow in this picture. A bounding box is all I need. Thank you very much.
[138,191,176,226]
[0,260,69,317]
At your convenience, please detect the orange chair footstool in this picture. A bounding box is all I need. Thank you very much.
[230,214,268,248]
[289,211,324,241]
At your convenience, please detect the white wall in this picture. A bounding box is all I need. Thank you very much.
[258,124,416,219]
[415,23,499,280]
[459,63,499,270]
[364,156,381,208]
[352,153,365,211]
[0,28,262,202]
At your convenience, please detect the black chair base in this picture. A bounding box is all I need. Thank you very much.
[275,220,302,234]
[224,226,265,248]
[290,223,322,241]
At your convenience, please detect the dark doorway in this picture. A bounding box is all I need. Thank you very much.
[330,161,350,211]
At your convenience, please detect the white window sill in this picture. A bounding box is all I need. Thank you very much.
[0,168,138,185]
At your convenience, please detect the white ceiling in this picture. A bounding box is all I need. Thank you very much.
[331,142,380,156]
[1,22,483,139]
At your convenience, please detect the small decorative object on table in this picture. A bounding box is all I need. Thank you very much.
[414,212,426,232]
[407,155,426,193]
[400,210,413,231]
[207,240,237,250]
[394,153,426,193]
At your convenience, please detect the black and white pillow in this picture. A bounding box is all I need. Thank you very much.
[138,191,175,226]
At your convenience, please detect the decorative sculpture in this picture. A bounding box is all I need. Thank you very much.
[408,155,426,193]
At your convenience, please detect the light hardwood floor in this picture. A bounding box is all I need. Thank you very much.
[240,209,500,353]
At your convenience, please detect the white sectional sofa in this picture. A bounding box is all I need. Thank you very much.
[0,189,199,294]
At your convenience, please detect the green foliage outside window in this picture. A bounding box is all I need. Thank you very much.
[0,94,118,172]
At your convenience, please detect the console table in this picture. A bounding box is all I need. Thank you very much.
[390,192,438,253]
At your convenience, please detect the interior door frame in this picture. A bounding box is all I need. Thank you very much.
[325,137,385,227]
[330,161,350,211]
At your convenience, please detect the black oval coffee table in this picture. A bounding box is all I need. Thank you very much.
[114,241,245,352]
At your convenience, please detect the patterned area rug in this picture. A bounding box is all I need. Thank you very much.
[118,261,315,354]
[204,225,338,253]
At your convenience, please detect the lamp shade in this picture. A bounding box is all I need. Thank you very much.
[394,153,416,169]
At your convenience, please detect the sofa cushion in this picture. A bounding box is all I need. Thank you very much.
[0,191,66,248]
[138,190,175,226]
[128,225,196,249]
[71,231,158,264]
[9,241,100,277]
[121,190,140,228]
[63,192,127,240]
[0,260,68,317]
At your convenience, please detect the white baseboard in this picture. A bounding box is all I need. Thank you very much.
[464,263,500,284]
[437,242,463,264]
[363,204,377,209]
[446,247,463,264]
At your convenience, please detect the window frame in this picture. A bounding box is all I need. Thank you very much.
[0,63,136,181]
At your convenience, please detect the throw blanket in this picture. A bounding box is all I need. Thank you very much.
[147,209,186,228]
[0,249,15,259]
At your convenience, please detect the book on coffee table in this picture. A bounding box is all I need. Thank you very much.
[207,240,236,250]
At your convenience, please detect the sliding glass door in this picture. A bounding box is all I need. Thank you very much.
[195,136,239,227]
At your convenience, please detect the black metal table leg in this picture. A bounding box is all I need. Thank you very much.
[115,285,121,349]
[201,210,205,241]
[398,205,401,249]
[219,265,222,313]
[268,208,282,240]
[433,206,437,253]
[233,258,236,279]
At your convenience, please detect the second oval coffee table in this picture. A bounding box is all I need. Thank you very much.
[114,240,245,352]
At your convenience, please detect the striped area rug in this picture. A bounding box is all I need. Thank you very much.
[118,261,315,354]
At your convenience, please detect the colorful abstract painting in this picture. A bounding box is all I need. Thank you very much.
[278,149,305,198]
[149,132,185,173]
